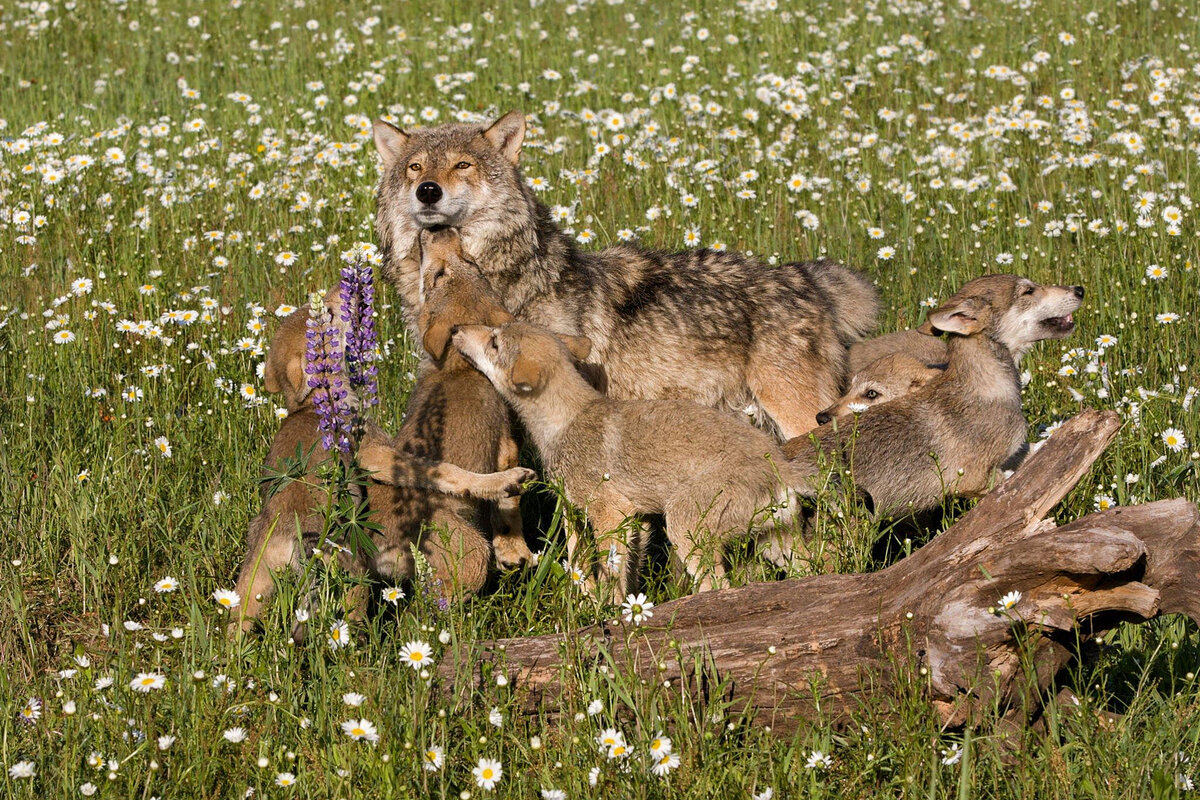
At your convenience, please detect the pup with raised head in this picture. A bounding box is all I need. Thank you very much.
[452,321,811,602]
[373,112,879,439]
[847,274,1082,374]
[784,275,1084,517]
[369,226,534,570]
[233,303,534,634]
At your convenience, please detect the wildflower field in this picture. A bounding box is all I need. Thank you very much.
[3,0,1200,796]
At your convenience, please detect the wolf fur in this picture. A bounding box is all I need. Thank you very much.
[373,112,880,439]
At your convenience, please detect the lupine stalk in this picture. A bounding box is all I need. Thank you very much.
[338,258,379,409]
[304,295,355,453]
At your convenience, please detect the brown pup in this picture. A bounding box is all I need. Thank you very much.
[816,354,944,424]
[847,274,1083,373]
[233,303,534,634]
[452,321,810,602]
[784,275,1084,518]
[368,226,534,570]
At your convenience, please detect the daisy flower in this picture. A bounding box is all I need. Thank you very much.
[153,436,172,458]
[53,330,76,344]
[805,750,833,769]
[473,757,503,790]
[998,590,1023,610]
[342,692,366,708]
[212,589,241,609]
[223,727,248,743]
[130,672,166,692]
[8,761,35,779]
[1162,428,1188,452]
[381,586,405,605]
[423,744,444,772]
[153,577,179,593]
[621,593,654,625]
[651,751,681,776]
[399,640,433,671]
[275,772,296,787]
[340,718,379,744]
[327,620,350,650]
[17,697,41,723]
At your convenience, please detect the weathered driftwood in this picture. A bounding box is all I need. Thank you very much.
[440,410,1200,731]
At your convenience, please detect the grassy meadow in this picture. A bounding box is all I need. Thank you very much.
[2,0,1199,796]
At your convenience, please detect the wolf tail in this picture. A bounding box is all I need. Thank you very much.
[801,259,880,345]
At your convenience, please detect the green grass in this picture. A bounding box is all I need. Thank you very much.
[2,0,1198,796]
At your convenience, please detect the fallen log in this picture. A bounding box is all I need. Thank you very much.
[440,409,1200,732]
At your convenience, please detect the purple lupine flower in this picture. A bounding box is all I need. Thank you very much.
[338,259,379,409]
[304,298,355,453]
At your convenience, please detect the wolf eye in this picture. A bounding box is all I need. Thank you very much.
[488,333,499,351]
[1021,285,1035,296]
[408,162,421,172]
[454,161,472,169]
[864,389,880,400]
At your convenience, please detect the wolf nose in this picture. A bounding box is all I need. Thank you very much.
[815,410,833,425]
[416,181,443,205]
[1072,285,1085,299]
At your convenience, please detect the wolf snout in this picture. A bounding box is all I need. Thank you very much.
[1072,285,1085,299]
[815,410,833,425]
[416,181,443,205]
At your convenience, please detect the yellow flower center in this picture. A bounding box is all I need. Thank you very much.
[482,769,493,779]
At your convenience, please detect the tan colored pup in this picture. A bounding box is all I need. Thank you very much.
[816,354,944,424]
[369,226,534,570]
[784,275,1084,518]
[233,305,533,634]
[847,274,1083,373]
[452,321,809,601]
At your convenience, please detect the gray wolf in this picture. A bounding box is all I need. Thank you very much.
[232,303,534,634]
[373,112,879,439]
[452,320,814,601]
[783,275,1084,518]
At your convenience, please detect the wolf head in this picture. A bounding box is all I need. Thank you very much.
[417,228,514,362]
[816,353,943,425]
[919,274,1083,360]
[451,322,591,400]
[373,112,536,308]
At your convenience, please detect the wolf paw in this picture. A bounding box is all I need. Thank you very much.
[490,467,537,499]
[493,534,534,570]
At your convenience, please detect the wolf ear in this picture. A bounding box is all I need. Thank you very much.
[264,330,311,410]
[911,365,943,389]
[509,353,545,395]
[557,333,592,361]
[422,317,455,361]
[925,297,984,336]
[482,111,526,165]
[373,119,409,167]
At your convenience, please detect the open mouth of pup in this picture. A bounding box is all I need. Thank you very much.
[1040,313,1075,333]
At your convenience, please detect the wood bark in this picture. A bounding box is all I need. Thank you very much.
[439,410,1200,732]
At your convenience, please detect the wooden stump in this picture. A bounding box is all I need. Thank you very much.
[439,410,1200,732]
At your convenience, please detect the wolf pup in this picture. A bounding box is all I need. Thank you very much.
[453,321,815,602]
[373,112,879,439]
[847,274,1082,374]
[233,304,534,634]
[815,353,944,424]
[367,226,534,570]
[784,275,1084,518]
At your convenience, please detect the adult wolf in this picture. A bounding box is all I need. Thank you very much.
[373,111,879,438]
